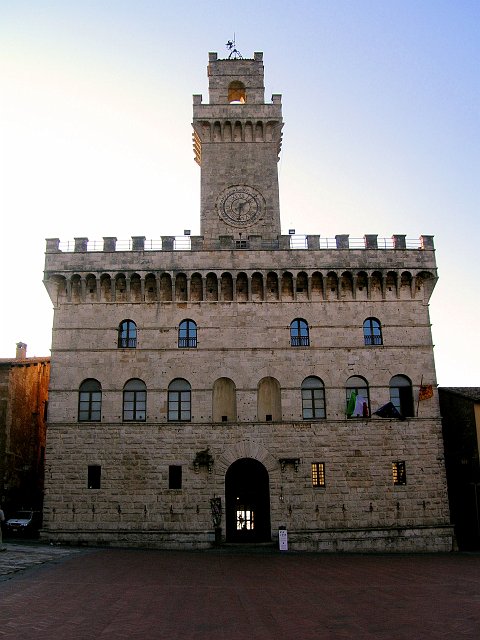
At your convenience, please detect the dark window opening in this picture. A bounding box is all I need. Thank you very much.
[88,465,101,489]
[390,375,414,417]
[169,465,182,489]
[222,415,228,422]
[266,414,272,422]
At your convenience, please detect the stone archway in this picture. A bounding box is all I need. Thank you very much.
[225,458,271,543]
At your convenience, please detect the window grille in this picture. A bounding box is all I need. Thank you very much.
[290,319,310,347]
[312,462,326,487]
[118,320,137,348]
[178,319,197,348]
[363,318,382,346]
[392,461,407,485]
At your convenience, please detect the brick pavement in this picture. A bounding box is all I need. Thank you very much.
[0,545,479,639]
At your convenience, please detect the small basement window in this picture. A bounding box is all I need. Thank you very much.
[88,465,101,489]
[169,465,182,490]
[392,461,407,486]
[312,462,326,487]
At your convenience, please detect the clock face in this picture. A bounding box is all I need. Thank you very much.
[216,185,265,228]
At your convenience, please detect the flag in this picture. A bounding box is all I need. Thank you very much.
[419,384,434,401]
[374,402,405,420]
[353,395,367,417]
[346,391,356,417]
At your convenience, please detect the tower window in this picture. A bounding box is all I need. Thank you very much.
[228,81,246,104]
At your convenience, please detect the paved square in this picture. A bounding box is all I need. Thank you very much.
[1,547,479,639]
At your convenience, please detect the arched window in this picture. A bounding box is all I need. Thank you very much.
[346,376,370,417]
[118,320,137,348]
[257,377,282,422]
[363,318,382,346]
[178,319,197,348]
[301,377,326,420]
[168,379,191,422]
[228,81,246,104]
[290,319,310,347]
[213,377,237,422]
[123,379,146,421]
[390,375,414,417]
[78,379,102,422]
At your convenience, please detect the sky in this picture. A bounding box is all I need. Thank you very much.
[0,0,478,385]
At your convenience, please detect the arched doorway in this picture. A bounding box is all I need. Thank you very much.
[225,458,271,543]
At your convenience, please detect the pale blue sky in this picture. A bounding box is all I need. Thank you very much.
[0,1,478,385]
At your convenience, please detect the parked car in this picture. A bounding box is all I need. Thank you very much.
[4,510,42,537]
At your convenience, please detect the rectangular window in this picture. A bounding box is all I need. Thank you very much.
[392,461,407,485]
[169,465,182,489]
[88,465,101,489]
[312,462,326,487]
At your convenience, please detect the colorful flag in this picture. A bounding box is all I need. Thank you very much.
[419,384,434,401]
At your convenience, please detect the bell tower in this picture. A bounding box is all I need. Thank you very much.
[192,52,283,245]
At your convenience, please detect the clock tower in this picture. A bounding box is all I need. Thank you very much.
[193,52,283,245]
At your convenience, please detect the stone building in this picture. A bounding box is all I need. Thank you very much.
[439,387,480,550]
[41,51,452,551]
[0,343,50,514]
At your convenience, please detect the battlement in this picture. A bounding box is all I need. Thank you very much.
[45,234,434,253]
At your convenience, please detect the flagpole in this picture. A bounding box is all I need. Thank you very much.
[416,375,423,417]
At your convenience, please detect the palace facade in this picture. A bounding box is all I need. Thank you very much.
[41,52,452,551]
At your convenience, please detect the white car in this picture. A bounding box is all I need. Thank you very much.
[4,510,42,536]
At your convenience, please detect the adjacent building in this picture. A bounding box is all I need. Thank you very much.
[41,51,452,551]
[439,387,480,550]
[0,343,49,514]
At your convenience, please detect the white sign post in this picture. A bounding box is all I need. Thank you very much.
[278,527,288,551]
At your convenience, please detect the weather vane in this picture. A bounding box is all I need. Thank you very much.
[226,35,242,59]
